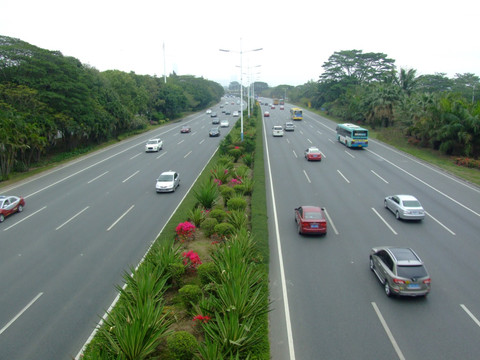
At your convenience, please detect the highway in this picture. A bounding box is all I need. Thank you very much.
[0,102,240,359]
[264,101,480,360]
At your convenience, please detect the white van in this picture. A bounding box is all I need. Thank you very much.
[272,125,284,137]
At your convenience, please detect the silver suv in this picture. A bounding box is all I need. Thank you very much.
[370,246,431,297]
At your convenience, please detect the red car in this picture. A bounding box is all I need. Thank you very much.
[295,206,327,235]
[264,111,270,117]
[181,126,191,133]
[0,195,25,223]
[305,147,322,161]
[280,105,284,110]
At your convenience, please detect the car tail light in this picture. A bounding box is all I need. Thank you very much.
[423,278,431,284]
[393,278,406,284]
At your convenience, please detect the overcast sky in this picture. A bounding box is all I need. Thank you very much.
[1,0,478,87]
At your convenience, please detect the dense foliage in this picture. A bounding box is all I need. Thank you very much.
[265,50,480,159]
[0,35,223,180]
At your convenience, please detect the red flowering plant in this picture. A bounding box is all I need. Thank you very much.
[182,250,202,270]
[193,314,211,323]
[230,177,242,185]
[175,221,196,243]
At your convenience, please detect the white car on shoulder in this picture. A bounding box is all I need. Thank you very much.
[145,138,163,152]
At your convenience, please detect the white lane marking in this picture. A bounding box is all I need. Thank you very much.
[303,170,311,183]
[329,138,335,144]
[56,206,90,230]
[345,150,355,158]
[177,139,185,145]
[425,211,456,235]
[3,206,47,231]
[323,208,338,235]
[371,302,406,360]
[184,151,192,158]
[460,304,480,328]
[371,208,398,235]
[156,151,167,159]
[0,293,43,335]
[286,138,291,144]
[122,170,139,183]
[199,139,205,145]
[307,138,312,144]
[129,153,141,160]
[320,151,326,159]
[299,130,304,135]
[107,205,135,231]
[367,149,480,218]
[292,150,298,158]
[316,130,323,135]
[371,170,389,184]
[87,171,109,184]
[337,170,350,183]
[263,114,296,359]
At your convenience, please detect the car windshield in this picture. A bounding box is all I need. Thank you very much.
[402,200,421,208]
[147,140,158,144]
[309,148,320,153]
[158,175,173,181]
[397,265,428,279]
[304,212,322,220]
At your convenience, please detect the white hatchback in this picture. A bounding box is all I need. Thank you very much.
[145,138,163,152]
[272,126,284,137]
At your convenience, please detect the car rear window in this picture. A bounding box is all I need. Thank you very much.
[397,265,428,278]
[304,212,323,220]
[402,200,421,207]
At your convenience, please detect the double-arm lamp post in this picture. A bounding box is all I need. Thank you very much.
[220,41,262,141]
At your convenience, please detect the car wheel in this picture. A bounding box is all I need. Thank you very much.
[384,280,392,297]
[0,214,4,222]
[395,211,400,220]
[369,257,374,271]
[18,205,23,213]
[297,223,302,235]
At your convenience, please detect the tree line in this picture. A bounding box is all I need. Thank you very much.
[272,50,480,160]
[0,35,224,180]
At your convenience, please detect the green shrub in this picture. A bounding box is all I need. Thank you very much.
[242,153,254,167]
[234,165,250,179]
[228,148,242,162]
[233,184,246,194]
[166,331,198,360]
[197,261,218,285]
[217,155,234,167]
[219,185,235,203]
[241,177,254,195]
[167,263,186,288]
[193,179,218,209]
[208,208,227,222]
[214,222,236,237]
[200,217,218,237]
[178,284,202,311]
[226,210,248,230]
[227,196,247,211]
[187,206,206,227]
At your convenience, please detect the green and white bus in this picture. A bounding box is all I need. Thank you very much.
[336,123,369,148]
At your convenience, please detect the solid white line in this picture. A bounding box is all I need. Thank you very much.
[460,304,480,328]
[264,116,296,359]
[372,208,398,235]
[371,302,406,360]
[323,208,338,235]
[3,206,47,231]
[87,171,109,184]
[345,150,355,158]
[107,205,135,231]
[184,151,192,158]
[0,293,43,335]
[56,206,89,230]
[337,170,350,183]
[367,149,480,218]
[425,211,456,235]
[371,170,389,184]
[122,170,139,183]
[303,170,311,183]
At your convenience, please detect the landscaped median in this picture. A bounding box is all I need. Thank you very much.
[80,104,270,360]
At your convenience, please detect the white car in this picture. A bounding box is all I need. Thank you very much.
[384,195,425,220]
[206,109,212,114]
[272,125,284,137]
[145,138,163,152]
[220,119,229,127]
[156,171,180,192]
[232,111,239,117]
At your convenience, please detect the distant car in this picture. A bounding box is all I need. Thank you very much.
[225,110,231,115]
[145,138,163,152]
[280,105,285,110]
[0,195,25,223]
[220,105,224,108]
[284,122,295,131]
[210,112,218,118]
[384,195,425,220]
[180,125,191,133]
[305,147,322,161]
[209,127,220,137]
[370,246,431,297]
[212,118,220,125]
[232,111,239,117]
[264,111,270,117]
[220,119,229,127]
[294,206,327,235]
[206,109,212,114]
[156,171,180,193]
[271,105,276,109]
[272,125,284,137]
